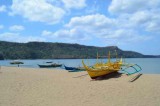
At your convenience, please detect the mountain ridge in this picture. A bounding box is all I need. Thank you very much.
[0,41,158,60]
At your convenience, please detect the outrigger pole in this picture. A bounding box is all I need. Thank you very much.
[96,51,99,64]
[115,50,118,61]
[121,64,142,75]
[108,51,111,63]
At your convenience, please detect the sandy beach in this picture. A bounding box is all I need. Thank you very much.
[0,66,160,106]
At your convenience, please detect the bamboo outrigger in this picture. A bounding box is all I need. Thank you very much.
[82,51,142,79]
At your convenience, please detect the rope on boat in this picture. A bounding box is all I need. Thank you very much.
[129,73,142,82]
[73,74,88,78]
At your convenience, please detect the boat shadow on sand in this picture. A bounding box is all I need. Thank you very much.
[92,72,143,82]
[92,72,123,81]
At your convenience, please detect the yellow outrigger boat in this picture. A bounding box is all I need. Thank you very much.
[82,51,142,79]
[82,51,123,79]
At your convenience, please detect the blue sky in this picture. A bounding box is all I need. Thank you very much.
[0,0,160,55]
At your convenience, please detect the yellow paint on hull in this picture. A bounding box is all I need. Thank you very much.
[82,60,122,79]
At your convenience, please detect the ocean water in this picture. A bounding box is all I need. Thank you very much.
[0,58,160,74]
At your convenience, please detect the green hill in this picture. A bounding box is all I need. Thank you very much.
[0,41,158,60]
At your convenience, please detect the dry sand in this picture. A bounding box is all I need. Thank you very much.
[0,66,160,106]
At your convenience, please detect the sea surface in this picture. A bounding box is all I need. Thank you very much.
[0,58,160,74]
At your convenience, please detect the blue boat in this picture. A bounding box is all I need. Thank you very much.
[64,65,85,72]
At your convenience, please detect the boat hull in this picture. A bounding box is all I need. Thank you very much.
[38,64,62,68]
[82,60,121,79]
[64,65,78,70]
[10,61,24,64]
[64,65,85,72]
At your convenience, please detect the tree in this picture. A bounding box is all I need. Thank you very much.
[0,53,4,60]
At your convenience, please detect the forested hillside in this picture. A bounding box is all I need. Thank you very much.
[0,41,157,60]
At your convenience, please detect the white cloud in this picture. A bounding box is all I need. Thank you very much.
[5,0,159,47]
[10,0,65,24]
[0,5,6,12]
[0,32,19,38]
[62,0,86,9]
[41,14,150,45]
[42,14,115,41]
[103,29,150,42]
[22,36,46,42]
[42,30,53,36]
[128,10,160,33]
[54,29,87,39]
[107,0,160,34]
[0,32,20,42]
[0,25,4,29]
[108,0,160,14]
[129,11,151,26]
[42,28,87,41]
[0,32,46,42]
[41,0,160,45]
[9,0,87,24]
[67,14,112,26]
[9,25,25,31]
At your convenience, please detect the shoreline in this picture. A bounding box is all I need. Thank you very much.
[0,66,160,106]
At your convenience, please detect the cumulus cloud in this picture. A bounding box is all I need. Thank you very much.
[43,13,150,45]
[42,30,53,36]
[42,14,114,40]
[62,0,86,9]
[0,32,46,42]
[108,0,160,14]
[0,5,6,12]
[10,0,65,24]
[6,0,159,46]
[42,28,87,41]
[66,14,115,28]
[108,0,160,34]
[9,25,25,32]
[9,0,87,24]
[43,0,160,45]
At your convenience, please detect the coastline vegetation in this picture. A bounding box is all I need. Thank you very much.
[0,41,158,60]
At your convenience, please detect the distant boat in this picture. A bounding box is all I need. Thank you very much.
[64,65,85,72]
[10,60,24,67]
[38,63,62,68]
[46,61,53,63]
[64,65,78,70]
[10,60,24,64]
